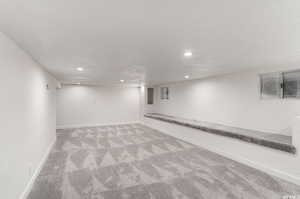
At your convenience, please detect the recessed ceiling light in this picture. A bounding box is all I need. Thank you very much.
[76,82,81,85]
[184,50,192,57]
[184,75,190,79]
[120,79,125,83]
[77,67,84,71]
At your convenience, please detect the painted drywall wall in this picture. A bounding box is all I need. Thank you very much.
[143,117,300,185]
[146,70,300,135]
[0,33,57,199]
[56,85,140,128]
[142,69,300,185]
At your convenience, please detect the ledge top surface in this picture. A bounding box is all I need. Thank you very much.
[145,113,296,154]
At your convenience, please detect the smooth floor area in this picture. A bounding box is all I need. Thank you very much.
[27,124,300,199]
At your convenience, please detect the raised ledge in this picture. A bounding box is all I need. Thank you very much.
[144,113,296,154]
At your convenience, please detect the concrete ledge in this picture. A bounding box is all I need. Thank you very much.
[145,113,296,154]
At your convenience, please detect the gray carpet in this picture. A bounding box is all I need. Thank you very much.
[27,124,300,199]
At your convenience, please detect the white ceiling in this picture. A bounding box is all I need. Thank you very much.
[1,0,300,85]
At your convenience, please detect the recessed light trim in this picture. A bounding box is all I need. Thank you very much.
[77,67,84,71]
[184,50,192,57]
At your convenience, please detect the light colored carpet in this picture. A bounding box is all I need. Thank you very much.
[27,124,300,199]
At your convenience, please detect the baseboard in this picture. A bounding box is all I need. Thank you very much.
[56,121,140,130]
[142,122,300,186]
[19,139,56,199]
[202,145,300,186]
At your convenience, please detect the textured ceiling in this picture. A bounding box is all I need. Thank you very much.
[1,0,300,85]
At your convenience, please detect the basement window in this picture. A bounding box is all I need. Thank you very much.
[260,70,300,99]
[283,70,300,98]
[160,87,169,100]
[260,72,283,99]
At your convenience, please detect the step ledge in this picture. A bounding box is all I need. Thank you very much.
[144,113,296,154]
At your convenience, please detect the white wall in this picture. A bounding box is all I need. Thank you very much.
[147,70,300,135]
[143,117,300,185]
[0,33,57,199]
[142,70,300,185]
[56,85,140,128]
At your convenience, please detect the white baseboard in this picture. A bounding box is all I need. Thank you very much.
[142,122,300,186]
[56,121,140,130]
[19,139,56,199]
[202,145,300,186]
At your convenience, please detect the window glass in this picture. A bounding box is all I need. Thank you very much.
[260,72,282,99]
[160,87,169,100]
[283,70,300,98]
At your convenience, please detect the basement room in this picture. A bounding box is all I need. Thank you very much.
[1,0,300,198]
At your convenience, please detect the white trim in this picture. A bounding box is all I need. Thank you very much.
[203,146,300,186]
[141,121,300,186]
[19,139,56,199]
[56,121,140,130]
